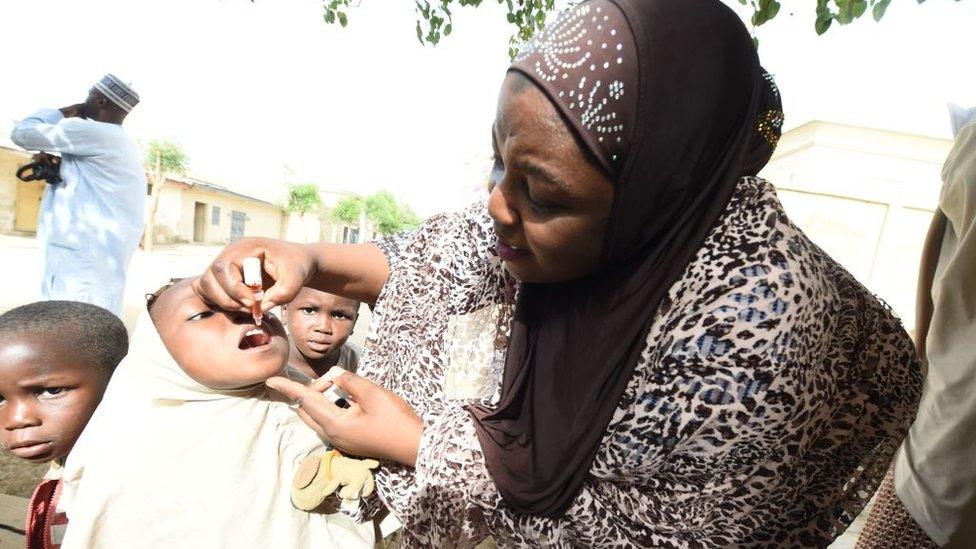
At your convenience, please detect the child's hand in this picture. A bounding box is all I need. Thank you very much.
[267,367,423,467]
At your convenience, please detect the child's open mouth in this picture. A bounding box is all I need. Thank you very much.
[239,326,273,350]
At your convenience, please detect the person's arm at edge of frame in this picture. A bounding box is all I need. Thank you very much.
[915,209,947,375]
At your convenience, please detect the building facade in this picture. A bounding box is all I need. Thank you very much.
[151,175,286,245]
[0,145,42,234]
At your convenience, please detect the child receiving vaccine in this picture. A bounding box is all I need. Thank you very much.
[281,287,362,379]
[0,301,128,549]
[59,277,376,548]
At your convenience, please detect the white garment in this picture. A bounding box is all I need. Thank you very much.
[10,109,146,316]
[59,313,375,548]
[895,119,976,547]
[336,342,362,373]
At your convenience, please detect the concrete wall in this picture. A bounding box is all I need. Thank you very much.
[760,121,953,332]
[283,213,322,244]
[0,148,32,234]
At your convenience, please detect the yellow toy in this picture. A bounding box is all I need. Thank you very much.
[291,450,380,511]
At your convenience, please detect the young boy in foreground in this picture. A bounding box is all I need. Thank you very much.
[0,301,127,549]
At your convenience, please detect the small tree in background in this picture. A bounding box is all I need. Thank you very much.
[143,139,189,251]
[365,191,421,234]
[285,183,323,242]
[333,191,421,238]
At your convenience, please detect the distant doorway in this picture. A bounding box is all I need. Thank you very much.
[193,202,206,243]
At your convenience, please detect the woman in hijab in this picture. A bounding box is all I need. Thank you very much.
[196,0,922,545]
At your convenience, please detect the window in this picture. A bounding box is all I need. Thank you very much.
[212,206,221,225]
[342,227,360,244]
[230,210,246,241]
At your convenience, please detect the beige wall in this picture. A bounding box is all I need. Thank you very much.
[0,148,33,233]
[283,213,322,244]
[761,121,953,332]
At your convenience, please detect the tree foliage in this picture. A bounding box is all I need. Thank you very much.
[144,139,188,175]
[333,196,363,223]
[286,183,324,216]
[324,0,555,58]
[332,191,422,235]
[313,0,964,54]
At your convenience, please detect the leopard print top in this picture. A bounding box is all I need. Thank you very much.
[357,178,923,548]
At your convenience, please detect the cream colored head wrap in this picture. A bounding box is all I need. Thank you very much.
[59,312,373,548]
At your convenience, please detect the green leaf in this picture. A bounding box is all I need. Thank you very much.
[835,0,868,24]
[337,11,348,27]
[416,20,424,43]
[752,36,760,49]
[444,23,452,35]
[815,13,833,33]
[816,0,834,33]
[872,0,891,21]
[506,12,516,23]
[324,9,335,24]
[752,0,780,26]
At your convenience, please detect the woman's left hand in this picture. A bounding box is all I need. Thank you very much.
[266,367,423,467]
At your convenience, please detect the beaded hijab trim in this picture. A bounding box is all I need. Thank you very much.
[511,0,637,174]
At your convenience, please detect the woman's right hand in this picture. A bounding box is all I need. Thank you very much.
[193,237,316,314]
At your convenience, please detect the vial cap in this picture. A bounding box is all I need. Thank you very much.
[242,257,262,286]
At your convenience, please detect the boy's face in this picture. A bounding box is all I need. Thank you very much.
[283,288,359,361]
[0,333,106,463]
[152,278,290,390]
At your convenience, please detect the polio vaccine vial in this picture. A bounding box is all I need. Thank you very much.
[242,257,264,326]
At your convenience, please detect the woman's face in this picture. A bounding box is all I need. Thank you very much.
[488,73,615,284]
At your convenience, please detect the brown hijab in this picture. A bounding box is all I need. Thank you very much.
[468,0,785,517]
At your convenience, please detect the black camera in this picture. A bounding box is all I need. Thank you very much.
[16,156,62,185]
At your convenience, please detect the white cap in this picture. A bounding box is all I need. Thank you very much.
[242,257,262,286]
[93,74,139,112]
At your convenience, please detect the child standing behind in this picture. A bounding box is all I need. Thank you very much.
[282,288,362,378]
[0,301,127,549]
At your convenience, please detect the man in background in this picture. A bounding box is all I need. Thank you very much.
[10,74,145,317]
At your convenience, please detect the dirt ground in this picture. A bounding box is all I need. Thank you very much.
[0,450,47,498]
